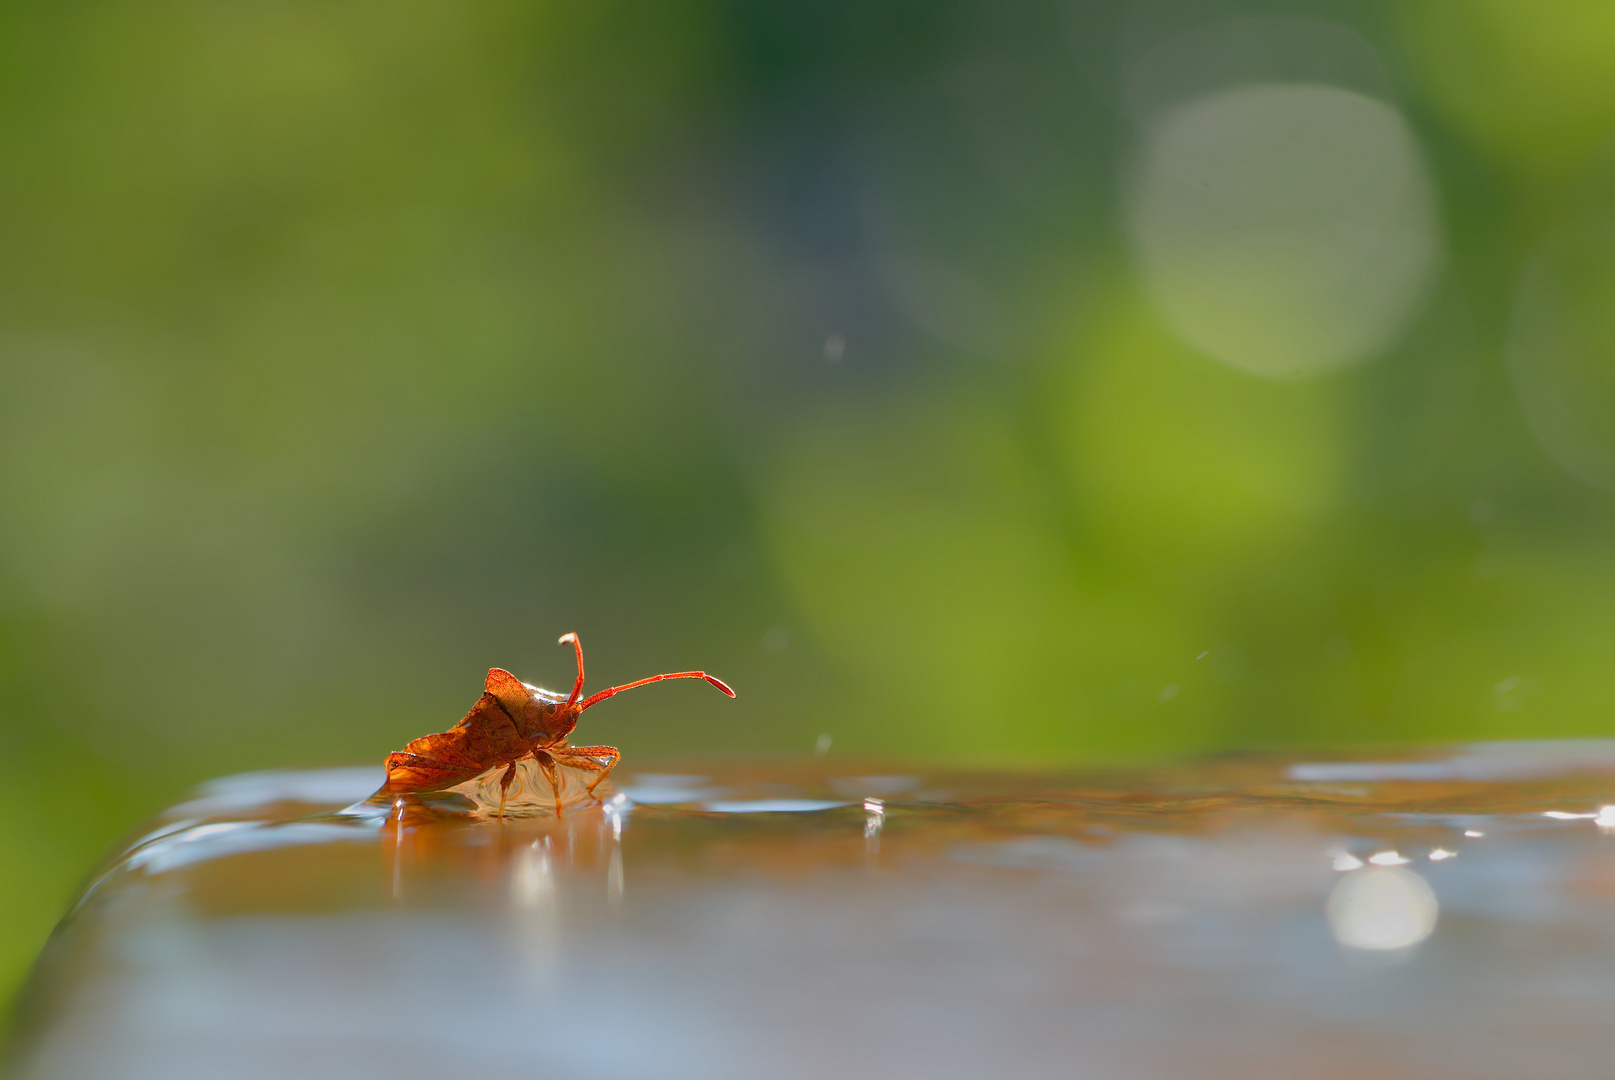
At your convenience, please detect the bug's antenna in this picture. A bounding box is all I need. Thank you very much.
[558,633,586,706]
[579,670,736,712]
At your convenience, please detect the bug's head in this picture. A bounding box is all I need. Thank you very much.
[482,671,582,740]
[529,684,586,738]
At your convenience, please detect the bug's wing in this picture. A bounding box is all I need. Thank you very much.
[384,691,524,792]
[395,692,515,763]
[382,752,486,793]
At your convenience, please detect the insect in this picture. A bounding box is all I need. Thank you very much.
[382,633,735,818]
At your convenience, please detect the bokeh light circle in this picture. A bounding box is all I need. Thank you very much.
[1326,866,1439,950]
[1127,83,1442,378]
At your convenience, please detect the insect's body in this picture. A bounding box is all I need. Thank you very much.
[382,633,733,817]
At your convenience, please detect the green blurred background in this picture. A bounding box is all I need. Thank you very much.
[4,0,1615,999]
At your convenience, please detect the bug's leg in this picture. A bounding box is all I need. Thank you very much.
[535,753,563,819]
[555,745,621,798]
[551,754,608,800]
[496,761,521,821]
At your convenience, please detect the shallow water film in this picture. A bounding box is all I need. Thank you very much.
[17,742,1615,1079]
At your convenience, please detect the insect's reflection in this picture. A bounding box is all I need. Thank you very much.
[386,797,629,913]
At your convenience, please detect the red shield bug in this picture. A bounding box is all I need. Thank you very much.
[382,633,735,818]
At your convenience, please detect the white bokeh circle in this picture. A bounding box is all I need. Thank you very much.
[1127,83,1442,378]
[1326,866,1439,951]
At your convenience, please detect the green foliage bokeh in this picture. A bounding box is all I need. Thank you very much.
[4,0,1615,1003]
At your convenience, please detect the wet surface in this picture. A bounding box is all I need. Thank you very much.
[15,742,1615,1079]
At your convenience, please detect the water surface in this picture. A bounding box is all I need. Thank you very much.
[15,742,1615,1079]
